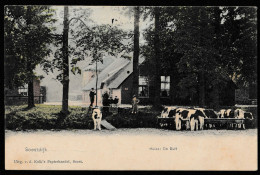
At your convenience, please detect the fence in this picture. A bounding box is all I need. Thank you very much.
[5,96,45,105]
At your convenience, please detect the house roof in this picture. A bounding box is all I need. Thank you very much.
[82,56,145,91]
[105,61,132,89]
[83,56,115,71]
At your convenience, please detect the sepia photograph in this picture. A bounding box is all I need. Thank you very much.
[4,5,257,171]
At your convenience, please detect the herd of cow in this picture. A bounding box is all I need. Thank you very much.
[159,107,254,131]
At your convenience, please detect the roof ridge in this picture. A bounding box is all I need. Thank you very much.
[82,58,130,91]
[103,61,131,86]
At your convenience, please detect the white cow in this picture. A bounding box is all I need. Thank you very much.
[194,108,209,130]
[160,107,178,118]
[187,109,198,131]
[234,109,245,119]
[160,107,170,118]
[234,108,246,129]
[175,108,186,131]
[218,109,226,118]
[159,107,178,127]
[175,108,204,131]
[92,108,103,130]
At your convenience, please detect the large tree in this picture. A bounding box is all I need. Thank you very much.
[132,6,140,97]
[61,6,69,114]
[141,6,257,107]
[48,7,130,114]
[153,7,162,108]
[4,5,56,108]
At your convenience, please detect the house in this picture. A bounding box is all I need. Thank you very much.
[235,82,257,105]
[82,55,241,107]
[82,57,139,105]
[5,78,44,105]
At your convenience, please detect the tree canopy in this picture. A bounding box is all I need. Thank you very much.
[141,6,257,106]
[4,5,56,89]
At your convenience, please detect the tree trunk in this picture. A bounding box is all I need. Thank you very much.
[132,6,140,97]
[27,71,35,108]
[198,71,205,107]
[61,6,69,114]
[212,86,220,109]
[26,6,35,108]
[95,58,98,107]
[212,7,222,109]
[153,7,161,109]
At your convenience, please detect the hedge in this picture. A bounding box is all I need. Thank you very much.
[5,105,256,130]
[5,105,161,130]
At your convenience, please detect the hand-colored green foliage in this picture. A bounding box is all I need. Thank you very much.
[5,105,160,130]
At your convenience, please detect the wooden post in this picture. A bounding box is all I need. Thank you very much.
[61,6,69,114]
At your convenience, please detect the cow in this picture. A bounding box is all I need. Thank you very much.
[234,108,246,129]
[188,109,200,131]
[175,108,187,130]
[175,108,206,131]
[234,108,245,119]
[244,112,254,128]
[217,108,247,129]
[244,112,254,119]
[159,107,178,128]
[218,109,226,118]
[225,109,235,118]
[203,109,218,118]
[218,108,235,118]
[160,107,178,118]
[92,107,103,130]
[195,108,217,129]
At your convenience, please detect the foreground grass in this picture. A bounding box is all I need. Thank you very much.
[5,105,160,130]
[5,105,90,130]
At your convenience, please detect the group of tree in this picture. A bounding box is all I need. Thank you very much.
[4,6,56,108]
[140,6,257,108]
[4,6,257,112]
[5,6,131,114]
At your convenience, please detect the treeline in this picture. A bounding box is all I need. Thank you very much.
[139,7,257,108]
[4,6,257,113]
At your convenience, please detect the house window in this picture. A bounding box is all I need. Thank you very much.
[139,76,149,97]
[18,85,28,96]
[161,76,170,97]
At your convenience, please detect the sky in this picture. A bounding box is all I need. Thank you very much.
[50,6,151,43]
[36,6,152,102]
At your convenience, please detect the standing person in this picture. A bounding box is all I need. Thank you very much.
[109,96,113,107]
[131,95,140,114]
[89,88,96,107]
[114,96,119,107]
[102,91,109,118]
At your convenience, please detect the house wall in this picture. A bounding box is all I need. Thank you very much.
[121,74,133,104]
[33,79,42,103]
[235,88,249,103]
[82,71,95,88]
[5,79,42,105]
[33,79,41,96]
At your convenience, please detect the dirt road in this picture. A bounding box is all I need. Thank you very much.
[5,128,257,170]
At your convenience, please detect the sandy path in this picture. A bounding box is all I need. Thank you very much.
[5,128,257,170]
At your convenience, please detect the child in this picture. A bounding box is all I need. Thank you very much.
[131,95,140,114]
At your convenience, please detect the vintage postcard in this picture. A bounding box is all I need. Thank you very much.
[4,5,258,171]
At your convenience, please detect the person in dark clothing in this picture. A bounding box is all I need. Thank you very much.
[108,96,113,106]
[89,88,96,107]
[114,96,119,104]
[102,91,109,118]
